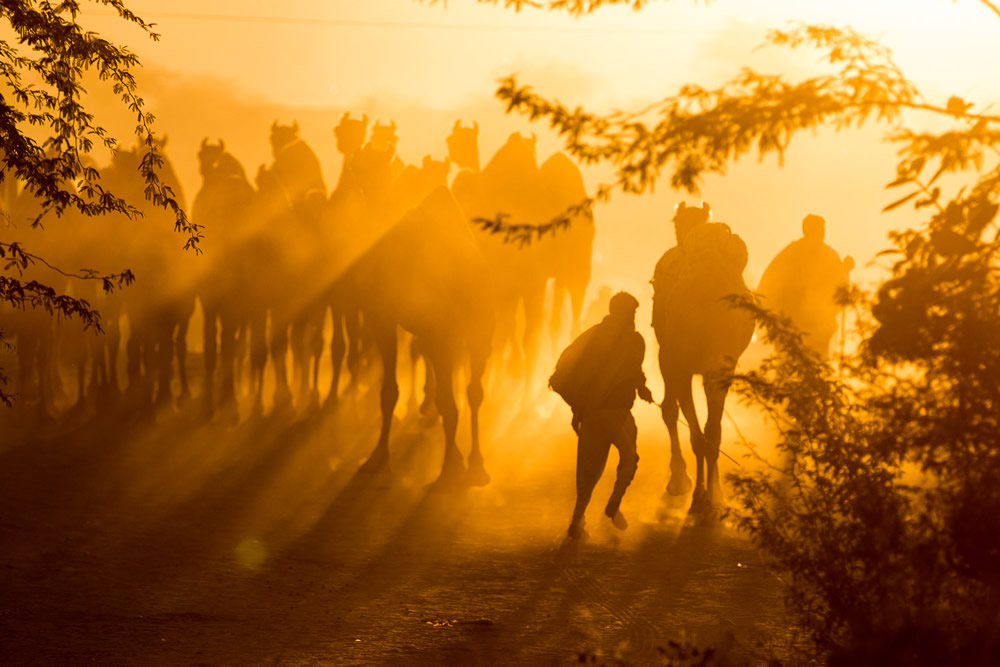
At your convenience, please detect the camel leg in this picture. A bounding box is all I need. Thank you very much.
[249,312,268,417]
[406,335,421,416]
[703,370,731,507]
[289,317,308,409]
[550,283,566,359]
[202,305,218,418]
[661,355,694,497]
[520,281,546,403]
[492,298,519,391]
[307,306,324,410]
[153,324,175,412]
[270,320,293,414]
[176,309,192,407]
[103,310,122,403]
[428,343,465,487]
[674,374,706,510]
[568,276,588,340]
[420,351,438,426]
[344,307,364,392]
[662,394,694,497]
[466,337,490,487]
[124,321,144,404]
[359,322,397,473]
[326,308,346,409]
[218,310,239,424]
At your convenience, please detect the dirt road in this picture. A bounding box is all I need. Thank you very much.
[0,398,796,665]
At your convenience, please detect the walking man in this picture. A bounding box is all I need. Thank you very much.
[549,291,655,539]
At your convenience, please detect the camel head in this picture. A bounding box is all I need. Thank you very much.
[334,112,368,156]
[368,120,398,155]
[672,201,711,245]
[269,119,300,158]
[446,120,479,171]
[198,138,228,179]
[421,155,451,188]
[146,133,168,151]
[111,145,140,172]
[505,132,537,161]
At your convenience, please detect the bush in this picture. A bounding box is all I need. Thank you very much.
[728,196,1000,665]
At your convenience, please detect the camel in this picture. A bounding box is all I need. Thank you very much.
[191,138,257,421]
[334,121,495,486]
[96,138,195,415]
[447,122,595,392]
[454,129,549,391]
[539,152,595,351]
[266,120,329,412]
[651,201,755,510]
[324,112,371,407]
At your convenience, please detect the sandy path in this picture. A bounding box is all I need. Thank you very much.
[0,398,796,665]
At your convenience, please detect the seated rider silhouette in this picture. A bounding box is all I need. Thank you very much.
[756,214,853,357]
[550,291,655,540]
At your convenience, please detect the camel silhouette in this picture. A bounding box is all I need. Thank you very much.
[651,201,755,511]
[447,123,594,396]
[324,112,371,408]
[333,120,495,487]
[191,138,257,422]
[265,120,329,413]
[99,138,195,417]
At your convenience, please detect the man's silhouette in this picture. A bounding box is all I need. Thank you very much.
[756,214,853,357]
[549,291,654,539]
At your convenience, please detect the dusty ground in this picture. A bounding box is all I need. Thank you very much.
[0,390,799,666]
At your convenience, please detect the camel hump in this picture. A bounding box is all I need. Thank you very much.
[682,222,748,277]
[540,152,586,199]
[651,222,749,307]
[274,138,326,194]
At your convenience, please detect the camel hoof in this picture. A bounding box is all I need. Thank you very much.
[690,486,706,511]
[657,492,688,520]
[666,471,694,496]
[608,509,629,531]
[465,463,491,488]
[358,451,390,475]
[430,460,467,492]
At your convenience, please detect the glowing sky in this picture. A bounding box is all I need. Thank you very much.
[84,0,999,110]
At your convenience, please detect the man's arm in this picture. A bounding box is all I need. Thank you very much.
[632,334,655,404]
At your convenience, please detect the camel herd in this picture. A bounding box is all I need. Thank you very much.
[3,114,771,505]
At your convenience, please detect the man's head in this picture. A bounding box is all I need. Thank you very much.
[609,291,640,324]
[802,214,826,242]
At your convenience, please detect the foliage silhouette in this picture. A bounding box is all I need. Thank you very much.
[0,1,197,406]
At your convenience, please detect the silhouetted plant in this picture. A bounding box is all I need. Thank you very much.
[0,1,197,405]
[728,221,1000,663]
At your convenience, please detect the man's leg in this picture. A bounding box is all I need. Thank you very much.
[606,411,639,529]
[569,415,612,538]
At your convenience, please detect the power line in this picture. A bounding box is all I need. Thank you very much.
[87,9,737,35]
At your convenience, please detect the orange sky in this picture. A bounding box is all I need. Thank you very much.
[83,0,999,109]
